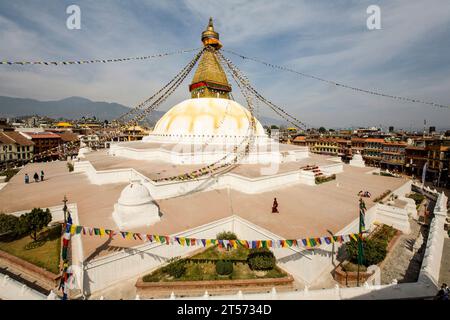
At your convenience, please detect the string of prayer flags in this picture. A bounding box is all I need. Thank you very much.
[65,223,363,250]
[0,48,200,66]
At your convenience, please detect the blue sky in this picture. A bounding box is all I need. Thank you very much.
[0,0,449,129]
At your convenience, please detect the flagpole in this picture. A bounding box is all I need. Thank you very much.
[357,198,366,287]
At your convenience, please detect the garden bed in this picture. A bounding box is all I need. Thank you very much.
[138,245,293,298]
[334,224,400,286]
[373,190,392,203]
[0,225,61,274]
[315,174,336,185]
[136,274,294,298]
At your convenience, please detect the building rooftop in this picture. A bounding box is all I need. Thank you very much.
[0,131,34,146]
[25,132,62,139]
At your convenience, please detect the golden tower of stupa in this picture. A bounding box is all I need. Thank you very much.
[189,18,232,99]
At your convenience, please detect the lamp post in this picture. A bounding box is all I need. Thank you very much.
[357,198,366,287]
[62,195,68,225]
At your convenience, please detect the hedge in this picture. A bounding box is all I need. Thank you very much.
[247,248,276,270]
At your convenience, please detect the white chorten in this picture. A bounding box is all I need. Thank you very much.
[112,180,160,230]
[349,151,366,168]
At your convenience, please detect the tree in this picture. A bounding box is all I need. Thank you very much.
[0,213,20,238]
[216,231,237,240]
[318,127,327,134]
[270,125,279,130]
[19,208,52,241]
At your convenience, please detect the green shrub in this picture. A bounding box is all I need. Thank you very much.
[345,238,387,267]
[0,214,21,238]
[162,257,186,279]
[216,260,233,275]
[372,225,397,243]
[216,231,237,240]
[406,193,425,206]
[67,162,74,172]
[315,174,336,185]
[247,248,276,270]
[342,261,367,272]
[0,169,20,182]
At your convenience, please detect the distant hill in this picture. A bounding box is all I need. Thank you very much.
[0,95,286,126]
[0,96,164,123]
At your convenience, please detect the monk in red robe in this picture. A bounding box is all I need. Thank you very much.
[272,197,279,213]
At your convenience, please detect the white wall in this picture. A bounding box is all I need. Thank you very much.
[82,217,234,295]
[74,160,343,199]
[0,274,48,300]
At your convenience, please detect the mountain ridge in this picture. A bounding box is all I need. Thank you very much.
[0,95,287,126]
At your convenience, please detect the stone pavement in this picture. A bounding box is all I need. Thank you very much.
[381,218,428,284]
[438,238,450,286]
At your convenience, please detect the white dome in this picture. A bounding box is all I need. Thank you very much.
[118,181,153,206]
[152,98,266,137]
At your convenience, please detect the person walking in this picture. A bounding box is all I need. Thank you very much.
[272,197,279,213]
[24,173,29,184]
[33,172,39,183]
[40,170,45,182]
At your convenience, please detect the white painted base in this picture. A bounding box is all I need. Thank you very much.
[112,202,160,231]
[349,154,365,168]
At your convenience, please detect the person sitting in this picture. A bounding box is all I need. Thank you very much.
[435,283,449,300]
[272,197,279,213]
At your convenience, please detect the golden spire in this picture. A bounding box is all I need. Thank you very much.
[201,17,222,49]
[189,18,231,99]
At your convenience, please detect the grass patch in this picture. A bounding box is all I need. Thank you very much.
[406,193,425,206]
[190,245,248,261]
[0,224,61,274]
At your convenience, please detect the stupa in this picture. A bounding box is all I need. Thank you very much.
[109,18,309,164]
[112,180,160,230]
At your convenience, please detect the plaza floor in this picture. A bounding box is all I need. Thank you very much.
[0,153,408,262]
